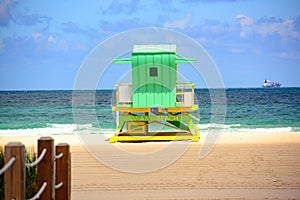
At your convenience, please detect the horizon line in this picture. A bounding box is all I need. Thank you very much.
[0,86,299,92]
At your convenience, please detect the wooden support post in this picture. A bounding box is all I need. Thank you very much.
[4,142,25,200]
[38,137,54,200]
[55,143,71,200]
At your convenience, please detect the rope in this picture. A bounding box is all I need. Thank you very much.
[0,157,15,175]
[55,153,63,160]
[26,182,47,200]
[25,148,47,167]
[55,182,63,189]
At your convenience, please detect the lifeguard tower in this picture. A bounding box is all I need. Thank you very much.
[109,44,199,143]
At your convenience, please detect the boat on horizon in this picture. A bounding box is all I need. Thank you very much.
[262,79,281,88]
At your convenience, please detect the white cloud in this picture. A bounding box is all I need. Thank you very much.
[236,14,253,26]
[0,39,3,51]
[32,32,41,39]
[236,14,253,38]
[0,0,16,26]
[164,13,192,29]
[256,18,300,40]
[276,52,300,59]
[48,35,56,43]
[229,48,245,54]
[235,15,300,40]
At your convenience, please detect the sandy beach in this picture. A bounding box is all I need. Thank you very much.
[2,132,300,199]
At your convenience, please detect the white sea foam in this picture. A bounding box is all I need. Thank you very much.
[238,127,293,133]
[199,123,241,129]
[0,123,297,137]
[0,123,114,137]
[198,123,294,133]
[0,124,77,136]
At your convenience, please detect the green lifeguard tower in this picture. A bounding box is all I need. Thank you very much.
[109,44,200,143]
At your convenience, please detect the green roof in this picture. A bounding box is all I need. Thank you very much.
[132,44,177,54]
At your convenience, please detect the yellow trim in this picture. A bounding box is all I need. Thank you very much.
[176,83,194,87]
[167,105,198,112]
[109,132,200,143]
[189,114,200,121]
[112,107,150,112]
[115,83,132,87]
[112,105,198,112]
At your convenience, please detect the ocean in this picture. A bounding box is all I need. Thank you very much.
[0,88,299,136]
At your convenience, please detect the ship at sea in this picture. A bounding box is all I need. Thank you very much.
[262,79,281,88]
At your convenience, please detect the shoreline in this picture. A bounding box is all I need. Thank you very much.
[1,131,300,147]
[1,132,300,199]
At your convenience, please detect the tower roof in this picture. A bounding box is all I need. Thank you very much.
[132,44,177,54]
[113,44,195,64]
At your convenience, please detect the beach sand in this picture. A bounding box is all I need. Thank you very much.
[1,132,300,199]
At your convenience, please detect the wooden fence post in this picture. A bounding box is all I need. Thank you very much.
[4,142,25,200]
[38,137,54,200]
[55,143,71,200]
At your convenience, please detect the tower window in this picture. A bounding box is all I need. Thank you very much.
[149,67,158,77]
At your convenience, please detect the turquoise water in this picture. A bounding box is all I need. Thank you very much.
[198,88,300,130]
[0,88,299,136]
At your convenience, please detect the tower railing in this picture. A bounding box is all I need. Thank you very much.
[115,83,195,108]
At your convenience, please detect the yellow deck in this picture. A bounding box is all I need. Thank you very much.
[109,132,200,143]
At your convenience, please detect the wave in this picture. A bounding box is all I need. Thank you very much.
[0,123,299,137]
[199,123,241,129]
[198,123,298,133]
[0,123,115,137]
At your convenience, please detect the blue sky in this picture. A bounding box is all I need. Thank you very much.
[0,0,299,89]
